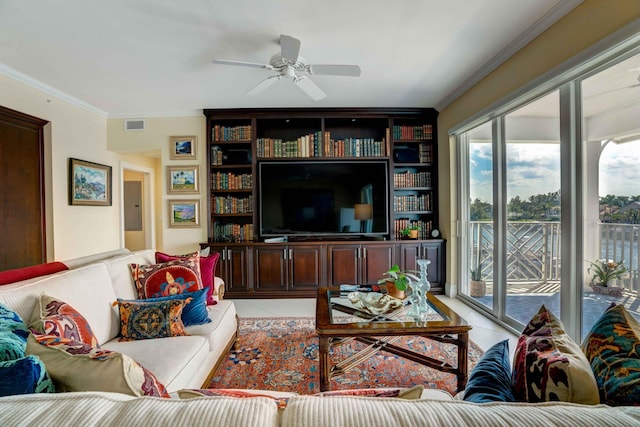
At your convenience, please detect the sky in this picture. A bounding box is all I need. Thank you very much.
[469,140,640,203]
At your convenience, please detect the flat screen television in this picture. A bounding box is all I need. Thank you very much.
[259,161,389,239]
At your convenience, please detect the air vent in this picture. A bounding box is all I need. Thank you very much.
[124,119,145,131]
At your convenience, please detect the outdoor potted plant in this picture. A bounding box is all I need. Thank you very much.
[401,225,421,239]
[587,259,627,297]
[377,264,419,299]
[469,262,486,297]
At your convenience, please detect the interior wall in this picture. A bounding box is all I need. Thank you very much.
[438,0,640,288]
[0,73,121,261]
[107,116,207,254]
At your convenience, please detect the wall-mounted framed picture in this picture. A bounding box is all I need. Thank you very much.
[168,199,200,228]
[167,165,199,194]
[68,158,112,206]
[169,135,197,160]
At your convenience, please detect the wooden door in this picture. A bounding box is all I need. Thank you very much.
[254,245,287,291]
[0,106,48,270]
[327,244,359,286]
[288,245,323,290]
[361,243,395,285]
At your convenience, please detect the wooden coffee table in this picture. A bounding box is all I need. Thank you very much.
[315,287,472,392]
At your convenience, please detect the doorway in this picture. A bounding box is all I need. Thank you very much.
[120,162,155,251]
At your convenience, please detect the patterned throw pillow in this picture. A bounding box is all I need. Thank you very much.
[0,303,29,362]
[129,255,203,299]
[118,288,211,327]
[512,305,599,404]
[156,251,221,305]
[26,332,169,397]
[0,355,54,396]
[116,298,189,341]
[30,295,99,348]
[581,303,640,406]
[464,339,515,403]
[178,388,296,410]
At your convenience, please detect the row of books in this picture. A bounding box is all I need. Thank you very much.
[393,219,433,240]
[211,172,252,190]
[394,194,432,212]
[213,223,253,243]
[393,171,432,188]
[210,146,224,165]
[212,196,253,214]
[418,144,433,163]
[256,132,387,158]
[212,125,252,141]
[393,125,433,141]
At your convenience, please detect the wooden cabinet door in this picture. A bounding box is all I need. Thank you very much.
[398,242,421,272]
[327,244,359,286]
[361,243,395,285]
[398,240,445,290]
[226,246,250,292]
[288,245,323,290]
[254,245,287,291]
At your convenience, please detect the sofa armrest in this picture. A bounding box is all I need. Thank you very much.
[214,277,225,300]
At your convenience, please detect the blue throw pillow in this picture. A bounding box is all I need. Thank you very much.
[119,288,211,327]
[0,355,55,396]
[463,339,515,403]
[0,303,29,362]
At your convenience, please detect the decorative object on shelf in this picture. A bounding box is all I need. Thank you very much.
[431,229,440,238]
[469,261,486,297]
[347,292,403,316]
[168,199,200,228]
[400,224,420,239]
[407,259,431,319]
[377,265,419,300]
[169,136,197,160]
[68,158,112,206]
[167,165,199,194]
[587,259,627,296]
[354,203,372,233]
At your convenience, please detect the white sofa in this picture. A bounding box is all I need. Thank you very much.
[0,249,238,393]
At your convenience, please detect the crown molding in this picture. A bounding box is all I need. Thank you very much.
[435,0,583,112]
[0,63,108,117]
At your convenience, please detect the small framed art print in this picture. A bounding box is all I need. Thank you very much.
[169,135,197,160]
[168,199,200,228]
[167,165,199,194]
[68,158,112,206]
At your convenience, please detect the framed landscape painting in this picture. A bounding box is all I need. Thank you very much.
[169,200,200,228]
[167,165,199,194]
[169,135,197,160]
[68,158,112,206]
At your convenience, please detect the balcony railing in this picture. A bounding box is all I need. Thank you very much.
[470,221,640,293]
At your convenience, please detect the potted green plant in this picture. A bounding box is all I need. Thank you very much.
[469,262,486,297]
[377,264,419,299]
[587,259,627,296]
[401,225,421,239]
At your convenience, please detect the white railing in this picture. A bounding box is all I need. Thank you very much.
[469,221,640,293]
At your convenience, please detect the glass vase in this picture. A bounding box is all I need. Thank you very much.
[407,259,431,319]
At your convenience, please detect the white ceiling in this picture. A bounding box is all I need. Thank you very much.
[0,0,581,118]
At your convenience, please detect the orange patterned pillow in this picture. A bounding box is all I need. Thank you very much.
[129,254,203,299]
[30,294,99,348]
[116,299,189,341]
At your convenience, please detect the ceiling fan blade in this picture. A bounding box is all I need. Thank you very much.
[294,76,326,101]
[280,34,301,64]
[246,75,280,96]
[212,59,273,70]
[307,64,361,77]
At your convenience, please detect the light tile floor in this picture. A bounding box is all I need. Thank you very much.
[231,296,519,355]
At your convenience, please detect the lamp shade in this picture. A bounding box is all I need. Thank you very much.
[354,203,373,220]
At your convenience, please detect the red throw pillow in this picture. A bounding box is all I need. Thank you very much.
[129,255,203,299]
[156,251,220,305]
[31,294,100,348]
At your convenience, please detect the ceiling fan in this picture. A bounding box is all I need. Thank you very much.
[212,34,361,101]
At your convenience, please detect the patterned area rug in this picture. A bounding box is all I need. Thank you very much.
[207,317,483,396]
